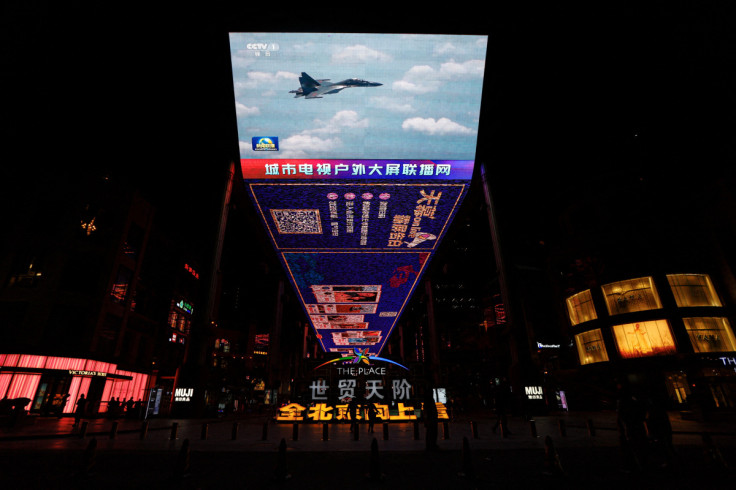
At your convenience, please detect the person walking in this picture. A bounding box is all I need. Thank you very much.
[108,397,119,419]
[367,402,378,433]
[73,394,87,427]
[348,397,359,433]
[492,378,512,435]
[125,397,134,418]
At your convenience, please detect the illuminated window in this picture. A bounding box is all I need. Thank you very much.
[683,317,736,353]
[8,255,44,288]
[176,315,190,334]
[667,274,722,307]
[215,339,230,353]
[168,328,187,344]
[602,277,662,315]
[168,309,177,329]
[110,266,132,303]
[612,320,677,359]
[575,329,609,365]
[168,299,192,334]
[566,290,597,326]
[255,334,269,352]
[665,372,690,404]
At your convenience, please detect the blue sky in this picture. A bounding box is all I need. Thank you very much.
[229,32,488,161]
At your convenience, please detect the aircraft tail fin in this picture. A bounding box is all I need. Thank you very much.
[300,72,320,89]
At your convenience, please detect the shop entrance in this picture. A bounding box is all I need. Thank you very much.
[31,374,71,415]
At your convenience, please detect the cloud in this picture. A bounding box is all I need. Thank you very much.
[275,110,370,157]
[393,80,442,94]
[371,96,415,114]
[392,66,442,94]
[402,117,476,136]
[278,133,342,158]
[393,59,485,94]
[292,42,317,53]
[233,71,299,95]
[230,50,256,68]
[235,101,260,117]
[439,59,486,78]
[303,110,369,135]
[332,45,392,63]
[434,42,456,56]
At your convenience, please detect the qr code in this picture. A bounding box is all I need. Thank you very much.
[270,209,322,234]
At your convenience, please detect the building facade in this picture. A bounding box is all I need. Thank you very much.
[0,169,205,418]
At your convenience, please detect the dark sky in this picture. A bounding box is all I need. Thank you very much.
[4,2,734,238]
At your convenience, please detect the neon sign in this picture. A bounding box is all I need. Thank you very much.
[68,370,107,377]
[275,402,440,422]
[525,386,544,400]
[175,300,193,314]
[174,388,194,402]
[276,373,450,423]
[314,347,409,372]
[229,32,487,353]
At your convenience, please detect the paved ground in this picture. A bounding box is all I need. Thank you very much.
[1,410,734,489]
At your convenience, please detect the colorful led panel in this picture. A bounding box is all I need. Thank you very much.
[229,32,487,353]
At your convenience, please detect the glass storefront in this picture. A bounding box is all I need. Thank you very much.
[664,371,690,405]
[667,274,722,307]
[566,289,597,326]
[612,320,677,359]
[575,328,609,365]
[602,276,662,315]
[683,317,736,353]
[567,273,736,412]
[0,354,149,415]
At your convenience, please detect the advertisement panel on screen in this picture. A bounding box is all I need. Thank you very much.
[229,32,487,354]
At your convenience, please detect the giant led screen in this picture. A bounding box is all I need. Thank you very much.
[229,32,487,354]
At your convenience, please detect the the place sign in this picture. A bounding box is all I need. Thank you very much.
[315,347,409,375]
[336,366,387,376]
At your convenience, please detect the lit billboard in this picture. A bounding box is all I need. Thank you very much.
[229,32,487,354]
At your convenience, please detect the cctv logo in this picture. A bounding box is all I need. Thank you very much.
[246,43,279,51]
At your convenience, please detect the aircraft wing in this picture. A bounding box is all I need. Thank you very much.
[306,85,346,98]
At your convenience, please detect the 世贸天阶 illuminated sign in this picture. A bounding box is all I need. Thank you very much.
[229,32,487,354]
[277,375,448,422]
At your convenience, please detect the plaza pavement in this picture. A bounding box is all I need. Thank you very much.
[0,410,734,488]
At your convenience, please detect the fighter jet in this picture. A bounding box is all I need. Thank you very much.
[290,72,382,99]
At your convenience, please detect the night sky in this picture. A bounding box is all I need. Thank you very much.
[4,2,734,243]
